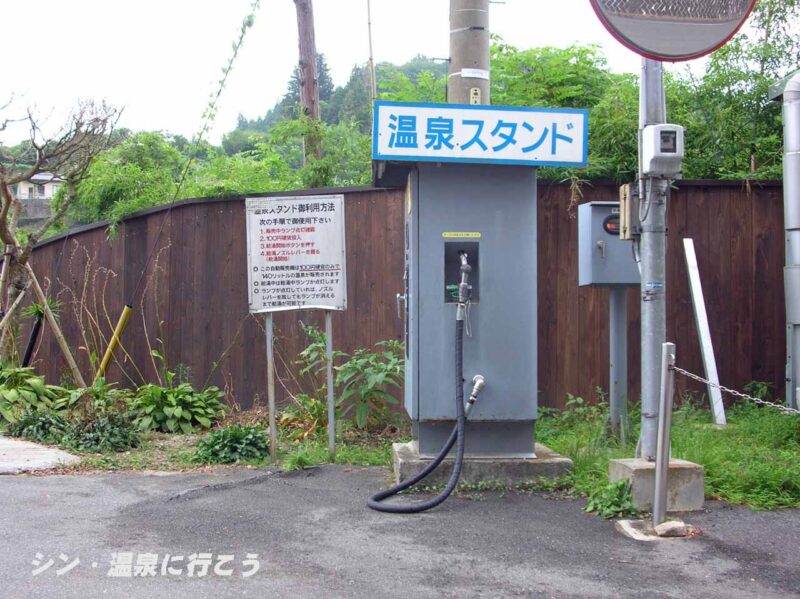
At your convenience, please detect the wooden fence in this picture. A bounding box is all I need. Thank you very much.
[24,180,785,410]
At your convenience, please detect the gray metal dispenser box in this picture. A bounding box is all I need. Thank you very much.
[404,162,538,457]
[578,201,640,287]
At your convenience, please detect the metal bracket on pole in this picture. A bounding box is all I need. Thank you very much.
[653,342,676,528]
[683,239,726,425]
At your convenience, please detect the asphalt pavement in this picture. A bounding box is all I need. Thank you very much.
[0,465,798,598]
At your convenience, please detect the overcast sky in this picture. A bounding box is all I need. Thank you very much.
[2,0,701,145]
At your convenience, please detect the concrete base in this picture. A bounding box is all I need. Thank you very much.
[609,458,704,512]
[0,434,80,474]
[392,441,572,486]
[615,518,699,542]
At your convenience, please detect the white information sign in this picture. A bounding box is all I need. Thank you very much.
[373,101,588,167]
[246,194,347,313]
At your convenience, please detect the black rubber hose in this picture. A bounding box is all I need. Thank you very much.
[367,320,467,513]
[22,315,43,367]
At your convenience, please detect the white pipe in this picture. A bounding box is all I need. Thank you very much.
[783,72,800,409]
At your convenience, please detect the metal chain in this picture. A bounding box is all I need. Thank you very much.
[670,365,800,416]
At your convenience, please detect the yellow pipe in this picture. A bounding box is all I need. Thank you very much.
[95,304,133,382]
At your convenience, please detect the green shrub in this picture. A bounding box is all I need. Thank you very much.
[61,413,141,453]
[335,340,404,430]
[7,409,139,453]
[130,378,227,434]
[584,479,637,519]
[295,326,403,430]
[0,366,67,424]
[296,323,344,378]
[7,410,70,444]
[192,424,270,464]
[53,377,131,418]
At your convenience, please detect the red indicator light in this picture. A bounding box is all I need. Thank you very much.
[603,215,620,235]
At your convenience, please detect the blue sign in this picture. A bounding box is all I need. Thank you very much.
[372,101,588,168]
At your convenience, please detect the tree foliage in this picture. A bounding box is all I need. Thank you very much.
[66,132,182,224]
[56,4,800,230]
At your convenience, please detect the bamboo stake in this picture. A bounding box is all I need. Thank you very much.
[94,304,133,382]
[24,261,87,388]
[0,281,30,332]
[0,245,11,312]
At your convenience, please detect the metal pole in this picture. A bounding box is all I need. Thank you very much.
[638,58,667,461]
[653,342,676,528]
[448,0,490,105]
[609,286,628,443]
[325,310,336,457]
[781,72,800,410]
[266,312,277,464]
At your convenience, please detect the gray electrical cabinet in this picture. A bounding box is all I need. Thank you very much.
[404,162,538,457]
[578,201,640,287]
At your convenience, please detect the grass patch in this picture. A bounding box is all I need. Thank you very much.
[537,397,800,510]
[671,402,800,509]
[52,413,406,473]
[279,436,398,470]
[70,431,202,471]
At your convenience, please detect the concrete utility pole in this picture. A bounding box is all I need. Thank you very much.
[448,0,490,105]
[638,58,668,461]
[294,0,321,160]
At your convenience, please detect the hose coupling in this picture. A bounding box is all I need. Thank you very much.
[468,374,486,404]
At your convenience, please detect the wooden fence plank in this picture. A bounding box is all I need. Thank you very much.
[23,182,786,410]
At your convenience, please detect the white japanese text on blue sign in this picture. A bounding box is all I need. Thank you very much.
[372,102,588,167]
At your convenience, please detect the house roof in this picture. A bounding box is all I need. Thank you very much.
[29,172,64,184]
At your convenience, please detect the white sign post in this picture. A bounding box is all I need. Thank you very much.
[246,194,347,459]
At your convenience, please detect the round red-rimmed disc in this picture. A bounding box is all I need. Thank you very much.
[590,0,756,62]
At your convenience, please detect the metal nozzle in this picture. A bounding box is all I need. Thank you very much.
[469,374,486,403]
[459,251,472,273]
[456,252,472,313]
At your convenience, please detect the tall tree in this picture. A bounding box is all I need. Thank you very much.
[0,100,119,360]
